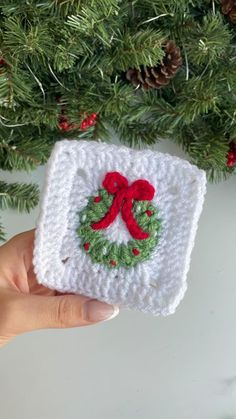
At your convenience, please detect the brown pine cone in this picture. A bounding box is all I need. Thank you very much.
[126,40,182,90]
[221,0,236,23]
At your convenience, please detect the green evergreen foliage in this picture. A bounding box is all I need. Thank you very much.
[0,181,39,212]
[0,181,39,239]
[0,0,235,239]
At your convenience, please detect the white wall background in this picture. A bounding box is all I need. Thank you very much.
[0,140,236,419]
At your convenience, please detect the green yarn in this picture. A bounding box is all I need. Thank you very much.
[77,188,161,269]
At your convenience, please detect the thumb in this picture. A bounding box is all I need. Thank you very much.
[1,290,119,335]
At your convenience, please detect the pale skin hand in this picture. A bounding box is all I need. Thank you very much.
[0,230,119,347]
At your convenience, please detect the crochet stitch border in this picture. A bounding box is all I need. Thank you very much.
[33,140,207,316]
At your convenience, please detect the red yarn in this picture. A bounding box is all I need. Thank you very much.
[91,172,155,240]
[145,210,153,217]
[94,196,102,203]
[110,260,117,266]
[83,242,90,251]
[132,248,140,256]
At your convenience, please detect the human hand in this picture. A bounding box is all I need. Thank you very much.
[0,230,119,347]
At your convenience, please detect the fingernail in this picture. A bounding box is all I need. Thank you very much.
[83,299,119,323]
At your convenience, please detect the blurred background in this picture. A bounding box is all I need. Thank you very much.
[0,140,236,419]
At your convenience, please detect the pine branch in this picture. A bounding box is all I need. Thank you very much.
[175,121,230,170]
[0,105,60,128]
[176,76,220,123]
[64,77,134,117]
[111,29,165,71]
[0,181,39,212]
[41,0,117,18]
[3,16,53,63]
[207,167,232,183]
[0,65,32,108]
[40,0,83,17]
[53,45,76,72]
[0,133,51,171]
[0,217,5,242]
[67,1,121,48]
[127,91,183,134]
[115,119,161,146]
[185,13,232,66]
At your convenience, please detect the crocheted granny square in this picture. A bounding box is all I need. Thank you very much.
[33,140,206,316]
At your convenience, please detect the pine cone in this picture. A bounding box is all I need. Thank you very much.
[221,0,236,23]
[126,40,182,90]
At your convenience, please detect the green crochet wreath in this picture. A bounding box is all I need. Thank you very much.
[77,188,161,269]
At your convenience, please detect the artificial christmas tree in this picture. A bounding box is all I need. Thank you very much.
[0,0,236,239]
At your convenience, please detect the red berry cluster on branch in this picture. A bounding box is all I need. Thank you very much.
[57,96,77,132]
[226,141,236,167]
[58,116,79,132]
[80,113,98,130]
[57,96,98,132]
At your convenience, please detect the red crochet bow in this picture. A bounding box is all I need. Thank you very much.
[91,172,155,240]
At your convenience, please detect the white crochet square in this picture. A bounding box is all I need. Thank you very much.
[33,140,206,316]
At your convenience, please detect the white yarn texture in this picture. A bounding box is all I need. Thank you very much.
[33,140,207,316]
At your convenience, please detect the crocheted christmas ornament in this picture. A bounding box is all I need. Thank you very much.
[33,140,206,316]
